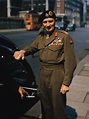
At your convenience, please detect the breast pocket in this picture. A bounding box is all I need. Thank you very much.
[48,45,63,52]
[47,45,63,61]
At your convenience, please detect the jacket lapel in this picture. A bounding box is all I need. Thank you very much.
[44,29,58,47]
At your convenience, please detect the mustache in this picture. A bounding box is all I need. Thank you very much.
[45,26,51,29]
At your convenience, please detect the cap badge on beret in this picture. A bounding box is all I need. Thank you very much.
[45,13,49,17]
[49,11,53,16]
[45,11,53,17]
[38,10,56,23]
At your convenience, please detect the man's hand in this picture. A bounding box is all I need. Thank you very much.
[13,50,25,60]
[60,84,69,94]
[18,86,29,99]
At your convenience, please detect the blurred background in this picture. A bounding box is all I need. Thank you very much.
[1,1,89,118]
[0,0,89,29]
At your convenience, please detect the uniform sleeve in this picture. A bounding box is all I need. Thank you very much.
[23,36,40,56]
[63,34,77,86]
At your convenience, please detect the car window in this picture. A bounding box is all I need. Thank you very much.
[68,24,73,27]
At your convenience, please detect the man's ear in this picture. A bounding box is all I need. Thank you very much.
[55,18,58,22]
[41,25,44,29]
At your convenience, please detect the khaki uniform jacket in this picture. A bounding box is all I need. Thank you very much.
[23,28,77,86]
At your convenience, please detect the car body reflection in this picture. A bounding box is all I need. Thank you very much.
[66,23,76,31]
[0,34,39,119]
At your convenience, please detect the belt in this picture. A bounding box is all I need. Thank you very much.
[40,62,64,70]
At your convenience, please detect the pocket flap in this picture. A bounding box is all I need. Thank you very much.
[48,45,62,51]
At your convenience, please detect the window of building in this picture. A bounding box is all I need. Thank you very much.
[57,3,60,7]
[57,8,60,14]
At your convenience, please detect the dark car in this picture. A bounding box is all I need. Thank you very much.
[66,23,76,31]
[55,22,64,30]
[55,22,68,31]
[0,34,39,119]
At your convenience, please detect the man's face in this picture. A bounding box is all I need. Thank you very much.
[42,18,55,32]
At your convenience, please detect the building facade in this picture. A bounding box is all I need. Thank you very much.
[0,0,23,17]
[0,0,88,26]
[0,0,7,17]
[55,0,83,26]
[22,0,55,14]
[86,4,89,24]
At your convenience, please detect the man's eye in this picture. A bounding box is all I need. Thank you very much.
[43,20,53,23]
[43,21,47,23]
[49,20,53,23]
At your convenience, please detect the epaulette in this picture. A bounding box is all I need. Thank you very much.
[38,28,46,36]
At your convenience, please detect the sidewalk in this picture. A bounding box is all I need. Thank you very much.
[20,55,89,119]
[67,54,89,119]
[0,28,26,33]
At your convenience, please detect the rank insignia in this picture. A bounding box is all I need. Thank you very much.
[70,39,73,44]
[54,32,58,37]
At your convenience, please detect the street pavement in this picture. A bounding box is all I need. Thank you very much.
[20,54,89,119]
[0,28,26,33]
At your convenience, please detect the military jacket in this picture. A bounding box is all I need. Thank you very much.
[23,28,77,86]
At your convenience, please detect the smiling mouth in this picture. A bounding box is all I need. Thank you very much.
[45,26,51,30]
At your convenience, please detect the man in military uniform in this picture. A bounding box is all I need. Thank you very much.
[13,10,77,119]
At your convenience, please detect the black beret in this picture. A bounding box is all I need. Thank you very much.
[38,10,56,23]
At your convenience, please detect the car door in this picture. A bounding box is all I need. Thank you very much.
[0,34,39,118]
